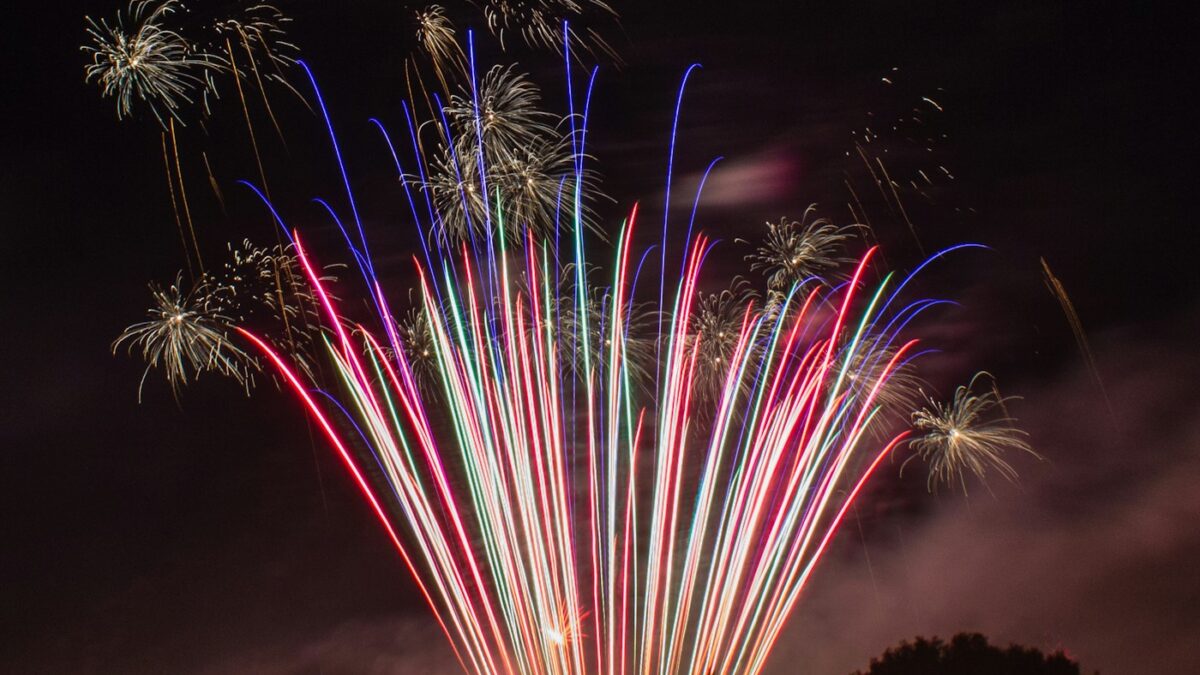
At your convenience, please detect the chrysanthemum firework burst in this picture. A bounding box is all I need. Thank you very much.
[746,205,856,295]
[396,304,439,390]
[112,273,252,399]
[414,5,466,74]
[907,372,1040,493]
[83,1,303,127]
[423,66,601,243]
[480,0,619,60]
[114,240,335,397]
[689,278,759,404]
[83,0,224,126]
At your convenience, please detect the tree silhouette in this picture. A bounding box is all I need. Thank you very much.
[850,632,1090,675]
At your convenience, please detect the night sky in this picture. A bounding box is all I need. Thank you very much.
[3,1,1197,673]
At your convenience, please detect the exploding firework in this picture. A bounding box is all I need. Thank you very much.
[112,273,252,399]
[219,50,963,669]
[745,205,856,297]
[688,278,759,404]
[111,23,1029,673]
[480,0,619,61]
[906,372,1039,494]
[243,217,922,674]
[83,1,302,127]
[83,0,224,126]
[395,303,439,390]
[414,5,466,74]
[422,65,600,243]
[114,241,335,397]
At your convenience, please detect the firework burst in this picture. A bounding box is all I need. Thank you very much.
[114,241,335,397]
[111,28,1031,673]
[112,273,252,399]
[906,372,1040,494]
[480,0,619,61]
[745,205,856,297]
[422,66,600,243]
[688,278,759,404]
[84,1,304,128]
[396,303,439,390]
[414,5,467,74]
[207,48,1010,674]
[83,0,224,127]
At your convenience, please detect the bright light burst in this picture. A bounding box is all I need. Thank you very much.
[688,278,759,405]
[83,0,223,126]
[114,241,334,397]
[83,1,302,127]
[746,205,856,297]
[112,22,1021,672]
[907,372,1040,494]
[481,0,619,60]
[234,58,945,662]
[415,5,466,73]
[113,273,252,399]
[424,65,599,244]
[245,217,919,674]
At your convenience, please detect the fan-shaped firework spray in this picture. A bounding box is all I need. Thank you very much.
[226,37,989,674]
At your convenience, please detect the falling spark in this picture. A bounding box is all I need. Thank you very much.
[1041,257,1116,423]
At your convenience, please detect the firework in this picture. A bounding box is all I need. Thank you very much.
[906,372,1039,494]
[113,273,252,400]
[115,241,334,397]
[838,339,923,434]
[415,5,467,74]
[745,206,856,298]
[234,57,938,661]
[114,31,1024,674]
[84,1,303,127]
[688,278,759,404]
[244,216,919,674]
[83,0,224,127]
[422,65,600,243]
[524,266,659,384]
[396,303,439,390]
[480,0,619,60]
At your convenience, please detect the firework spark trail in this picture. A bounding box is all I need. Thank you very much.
[1041,257,1116,424]
[225,32,978,675]
[243,211,926,675]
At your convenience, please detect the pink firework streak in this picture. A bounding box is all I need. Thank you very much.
[229,42,953,675]
[239,212,916,674]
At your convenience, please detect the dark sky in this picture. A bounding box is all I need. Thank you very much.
[3,1,1197,673]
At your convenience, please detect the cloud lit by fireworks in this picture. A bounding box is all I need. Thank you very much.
[906,372,1040,494]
